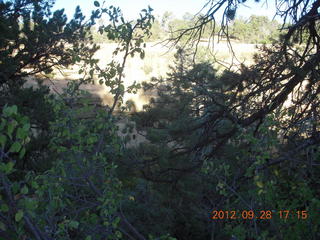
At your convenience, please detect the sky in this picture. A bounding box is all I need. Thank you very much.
[52,0,279,22]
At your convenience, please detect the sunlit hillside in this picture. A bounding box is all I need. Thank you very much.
[26,40,259,111]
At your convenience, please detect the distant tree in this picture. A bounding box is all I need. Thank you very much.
[149,18,165,41]
[182,12,194,22]
[161,11,174,32]
[0,0,98,90]
[229,15,280,43]
[229,17,248,41]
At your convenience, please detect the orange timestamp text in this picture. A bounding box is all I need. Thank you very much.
[211,210,308,220]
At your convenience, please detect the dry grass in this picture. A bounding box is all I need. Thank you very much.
[25,41,260,111]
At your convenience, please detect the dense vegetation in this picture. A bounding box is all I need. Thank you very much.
[228,15,280,43]
[0,0,319,240]
[93,11,281,44]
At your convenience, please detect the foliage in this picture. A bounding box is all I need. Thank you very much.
[1,0,320,239]
[0,1,168,239]
[0,0,99,173]
[128,43,320,239]
[148,19,165,41]
[0,95,123,239]
[0,0,97,90]
[229,15,280,44]
[92,11,282,46]
[93,4,154,113]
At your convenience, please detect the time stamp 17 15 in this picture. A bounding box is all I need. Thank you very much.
[211,210,308,220]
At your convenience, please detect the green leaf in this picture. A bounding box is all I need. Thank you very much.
[10,105,18,115]
[16,127,27,140]
[21,185,29,195]
[0,119,6,131]
[25,198,37,211]
[112,216,120,228]
[116,231,122,238]
[31,181,39,189]
[19,147,26,159]
[12,182,20,194]
[87,136,98,145]
[7,123,14,139]
[8,142,22,153]
[20,116,28,125]
[0,204,9,212]
[94,1,100,7]
[4,161,15,174]
[256,181,264,188]
[0,134,6,148]
[3,105,17,117]
[69,220,79,229]
[0,221,6,231]
[16,128,23,139]
[15,210,24,222]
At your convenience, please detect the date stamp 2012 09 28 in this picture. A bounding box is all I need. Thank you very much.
[211,210,308,220]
